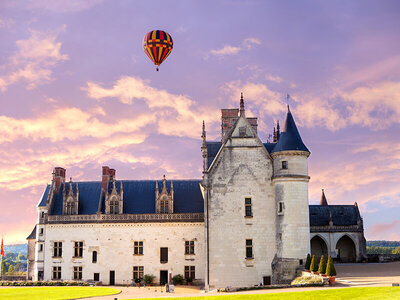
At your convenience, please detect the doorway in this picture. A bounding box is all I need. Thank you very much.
[263,276,271,285]
[160,270,168,285]
[109,270,115,285]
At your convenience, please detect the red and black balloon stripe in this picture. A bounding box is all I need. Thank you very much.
[143,30,173,70]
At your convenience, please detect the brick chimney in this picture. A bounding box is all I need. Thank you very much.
[109,169,116,181]
[53,167,66,192]
[102,166,116,190]
[221,109,239,140]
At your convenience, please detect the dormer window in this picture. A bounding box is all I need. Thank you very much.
[155,175,174,214]
[63,179,79,215]
[281,161,288,169]
[239,127,246,137]
[105,179,123,214]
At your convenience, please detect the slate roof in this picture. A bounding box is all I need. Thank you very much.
[272,107,310,153]
[40,180,204,215]
[26,225,36,239]
[309,205,360,226]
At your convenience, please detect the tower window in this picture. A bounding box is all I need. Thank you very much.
[246,239,253,259]
[245,198,252,217]
[39,244,43,252]
[92,251,97,263]
[39,228,44,235]
[278,201,284,214]
[281,161,288,169]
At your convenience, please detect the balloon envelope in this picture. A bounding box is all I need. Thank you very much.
[143,30,173,69]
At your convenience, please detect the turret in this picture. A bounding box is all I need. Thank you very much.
[271,105,310,265]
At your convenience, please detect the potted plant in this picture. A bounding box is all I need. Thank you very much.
[318,255,327,277]
[172,274,184,285]
[310,255,319,274]
[326,255,337,285]
[304,254,311,272]
[134,278,141,287]
[143,274,155,286]
[187,277,193,286]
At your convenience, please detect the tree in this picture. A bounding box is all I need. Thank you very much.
[14,262,21,273]
[8,265,14,274]
[393,246,400,254]
[304,254,311,270]
[326,255,337,277]
[310,255,318,272]
[318,255,327,274]
[0,260,5,275]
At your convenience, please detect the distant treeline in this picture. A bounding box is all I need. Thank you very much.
[1,252,27,275]
[4,244,27,255]
[367,240,400,248]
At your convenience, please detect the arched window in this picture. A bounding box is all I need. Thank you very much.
[110,200,119,214]
[92,251,97,263]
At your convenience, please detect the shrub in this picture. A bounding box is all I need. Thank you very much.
[171,274,184,285]
[326,255,337,276]
[310,255,318,272]
[143,274,155,285]
[304,254,311,270]
[134,278,141,283]
[186,277,193,283]
[318,255,327,274]
[291,276,324,286]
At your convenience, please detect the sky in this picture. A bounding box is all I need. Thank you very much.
[1,0,400,244]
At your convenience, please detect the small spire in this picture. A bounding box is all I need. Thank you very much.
[320,189,328,206]
[276,120,280,140]
[273,127,277,142]
[201,120,206,147]
[239,92,245,117]
[162,175,167,189]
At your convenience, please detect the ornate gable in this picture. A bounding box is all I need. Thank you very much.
[63,178,79,215]
[105,179,124,214]
[155,175,174,213]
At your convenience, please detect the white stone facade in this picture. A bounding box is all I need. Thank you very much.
[32,222,204,285]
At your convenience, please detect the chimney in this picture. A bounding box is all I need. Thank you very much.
[221,109,239,140]
[109,168,116,181]
[102,166,110,190]
[53,167,66,192]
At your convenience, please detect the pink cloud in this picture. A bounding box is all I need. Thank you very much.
[368,220,400,240]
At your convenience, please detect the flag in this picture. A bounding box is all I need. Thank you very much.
[1,237,4,256]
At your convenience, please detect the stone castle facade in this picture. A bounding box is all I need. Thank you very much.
[27,96,366,288]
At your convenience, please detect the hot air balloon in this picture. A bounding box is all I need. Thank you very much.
[143,30,173,71]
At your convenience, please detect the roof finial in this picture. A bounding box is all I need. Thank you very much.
[239,92,245,117]
[201,120,206,147]
[320,188,328,206]
[286,94,291,112]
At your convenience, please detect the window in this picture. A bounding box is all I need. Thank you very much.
[41,211,45,218]
[39,228,44,235]
[39,244,43,252]
[184,266,195,279]
[110,200,119,214]
[246,239,253,259]
[299,259,303,265]
[278,201,284,214]
[73,241,83,257]
[245,198,252,217]
[94,273,100,281]
[92,251,97,263]
[73,266,82,280]
[52,266,61,280]
[160,247,168,263]
[134,241,143,255]
[133,266,144,280]
[185,241,195,255]
[281,161,288,169]
[66,202,74,215]
[160,199,169,213]
[53,242,62,257]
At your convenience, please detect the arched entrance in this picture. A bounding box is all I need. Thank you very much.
[336,235,356,263]
[310,235,328,259]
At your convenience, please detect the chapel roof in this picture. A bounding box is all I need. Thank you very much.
[309,205,360,226]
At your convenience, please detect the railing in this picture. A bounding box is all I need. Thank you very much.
[310,224,362,232]
[47,213,204,224]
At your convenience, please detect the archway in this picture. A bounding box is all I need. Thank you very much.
[336,235,356,263]
[310,235,328,260]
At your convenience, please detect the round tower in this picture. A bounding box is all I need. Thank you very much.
[271,105,310,282]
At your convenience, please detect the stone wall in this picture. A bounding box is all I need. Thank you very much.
[39,222,204,284]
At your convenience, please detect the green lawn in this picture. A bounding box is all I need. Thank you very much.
[0,286,120,300]
[138,287,400,300]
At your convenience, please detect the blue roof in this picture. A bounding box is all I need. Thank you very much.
[309,205,360,226]
[207,142,222,168]
[38,184,51,207]
[263,143,276,153]
[272,108,309,153]
[46,180,204,215]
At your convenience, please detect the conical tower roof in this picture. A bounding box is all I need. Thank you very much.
[320,189,328,206]
[272,106,309,153]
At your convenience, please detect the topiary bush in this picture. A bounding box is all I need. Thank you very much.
[318,255,327,274]
[310,255,318,272]
[143,274,155,285]
[171,274,184,285]
[304,254,311,270]
[326,255,337,276]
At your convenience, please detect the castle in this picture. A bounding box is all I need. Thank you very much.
[27,95,366,288]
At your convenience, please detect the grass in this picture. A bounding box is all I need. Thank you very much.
[136,287,400,300]
[0,286,120,300]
